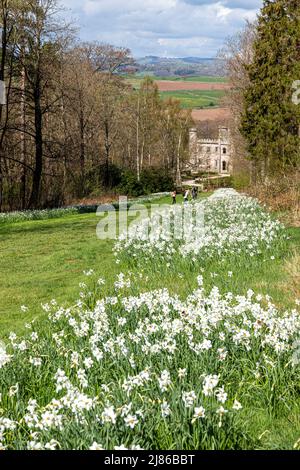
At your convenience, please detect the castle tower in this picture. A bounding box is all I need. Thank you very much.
[218,126,230,174]
[189,128,198,166]
[219,126,229,143]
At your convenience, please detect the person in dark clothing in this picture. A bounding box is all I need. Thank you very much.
[171,190,177,205]
[192,187,198,201]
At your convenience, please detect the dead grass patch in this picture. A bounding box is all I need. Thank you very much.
[247,172,300,227]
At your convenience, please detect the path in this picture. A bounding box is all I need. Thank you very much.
[183,174,231,188]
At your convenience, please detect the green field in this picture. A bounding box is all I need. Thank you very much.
[160,90,225,109]
[125,75,226,109]
[155,75,227,83]
[124,74,227,83]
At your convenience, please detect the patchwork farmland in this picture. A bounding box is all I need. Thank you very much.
[154,80,230,92]
[191,107,231,122]
[126,75,231,121]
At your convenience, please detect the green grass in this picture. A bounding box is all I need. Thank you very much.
[124,75,226,109]
[0,213,117,335]
[159,90,225,109]
[1,192,300,450]
[0,194,188,335]
[0,193,299,337]
[170,76,227,83]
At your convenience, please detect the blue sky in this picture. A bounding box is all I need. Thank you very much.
[61,0,262,58]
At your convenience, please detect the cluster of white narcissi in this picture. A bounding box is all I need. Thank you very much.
[0,192,170,225]
[0,272,299,450]
[114,190,286,264]
[0,207,78,225]
[0,190,297,450]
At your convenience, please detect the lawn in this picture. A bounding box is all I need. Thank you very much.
[0,213,116,334]
[0,193,299,336]
[0,191,300,450]
[0,195,184,335]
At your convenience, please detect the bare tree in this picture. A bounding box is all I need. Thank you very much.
[220,21,256,180]
[0,7,191,210]
[16,0,73,208]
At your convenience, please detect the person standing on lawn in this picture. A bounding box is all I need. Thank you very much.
[171,190,177,205]
[192,187,198,201]
[184,189,190,204]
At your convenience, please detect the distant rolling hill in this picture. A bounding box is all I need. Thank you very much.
[123,57,229,120]
[134,56,225,78]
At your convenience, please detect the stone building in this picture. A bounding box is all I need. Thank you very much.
[188,126,232,175]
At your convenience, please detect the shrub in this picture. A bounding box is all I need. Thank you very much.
[99,163,123,189]
[118,168,173,197]
[140,168,173,194]
[118,170,144,197]
[232,172,251,191]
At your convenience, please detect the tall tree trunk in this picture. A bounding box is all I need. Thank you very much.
[136,97,140,181]
[298,124,300,166]
[20,53,27,209]
[176,133,182,187]
[166,114,170,170]
[60,74,67,202]
[28,74,43,209]
[104,119,110,188]
[79,105,85,196]
[0,1,8,212]
[140,138,145,172]
[127,144,131,168]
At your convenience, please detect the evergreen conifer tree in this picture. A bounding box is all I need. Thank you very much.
[241,0,300,176]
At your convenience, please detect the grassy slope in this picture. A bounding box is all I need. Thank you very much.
[0,213,116,334]
[0,194,300,449]
[0,195,182,334]
[1,194,299,337]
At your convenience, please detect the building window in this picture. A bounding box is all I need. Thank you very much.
[222,161,227,171]
[215,160,218,168]
[222,147,227,154]
[215,147,218,153]
[207,146,211,153]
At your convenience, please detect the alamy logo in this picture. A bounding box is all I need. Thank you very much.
[0,80,6,105]
[292,339,300,366]
[292,80,300,105]
[96,196,205,241]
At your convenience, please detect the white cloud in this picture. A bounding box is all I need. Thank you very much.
[82,0,177,14]
[61,0,262,57]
